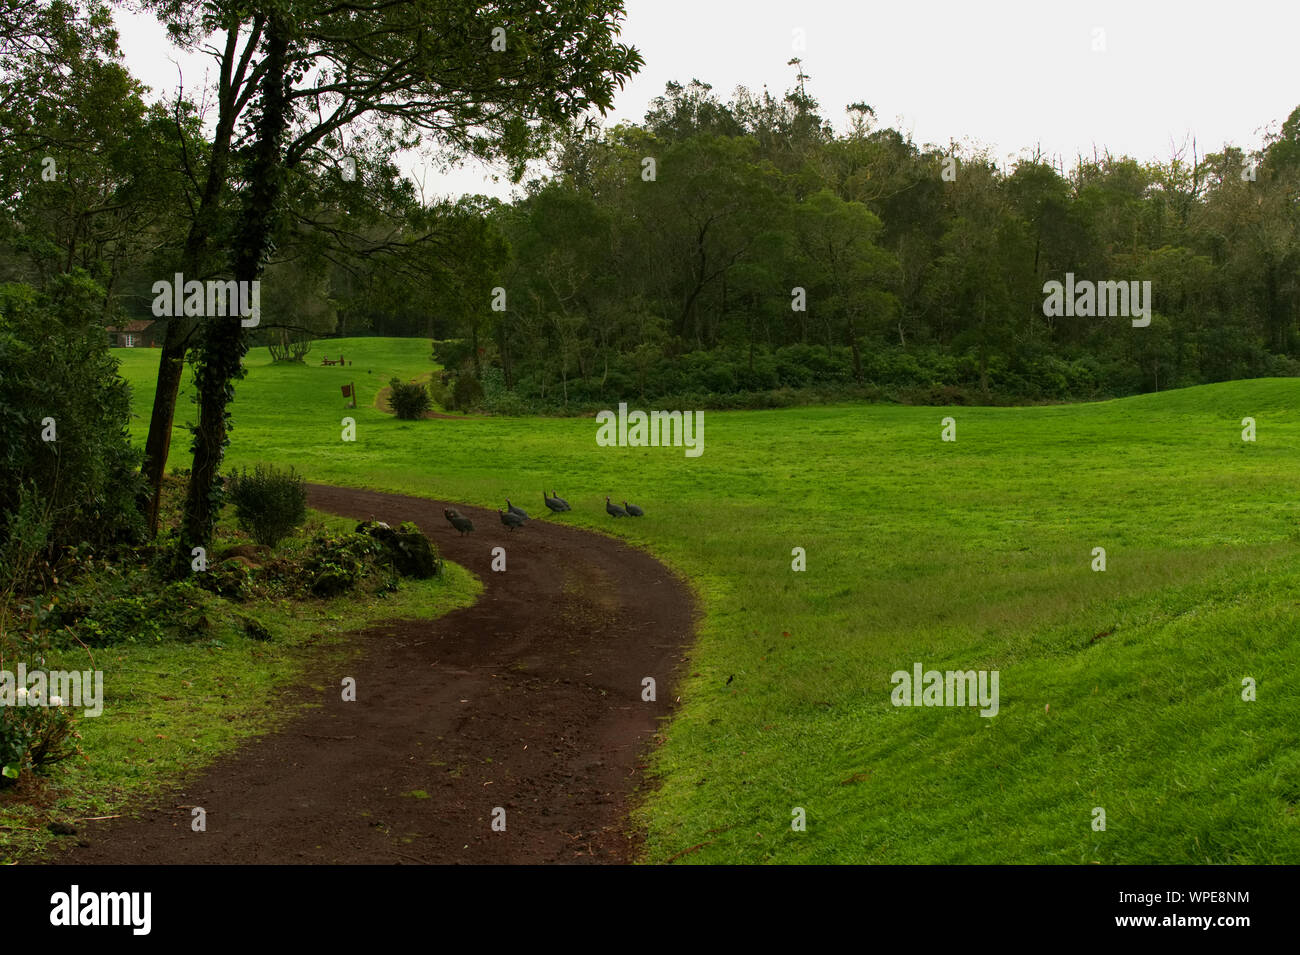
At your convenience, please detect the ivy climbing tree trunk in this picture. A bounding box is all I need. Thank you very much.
[141,16,265,538]
[141,164,236,537]
[177,13,291,569]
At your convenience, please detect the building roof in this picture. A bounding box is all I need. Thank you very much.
[106,319,157,333]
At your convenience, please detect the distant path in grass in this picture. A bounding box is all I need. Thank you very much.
[50,486,695,865]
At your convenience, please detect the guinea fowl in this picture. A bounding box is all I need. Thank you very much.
[543,491,570,513]
[605,496,628,518]
[500,508,526,531]
[506,499,530,520]
[551,491,570,509]
[444,508,474,535]
[623,501,644,517]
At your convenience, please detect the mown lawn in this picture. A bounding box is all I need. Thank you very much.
[111,337,1300,863]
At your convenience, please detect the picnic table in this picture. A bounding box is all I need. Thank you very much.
[321,355,352,366]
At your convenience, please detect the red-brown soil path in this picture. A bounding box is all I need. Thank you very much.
[44,485,695,864]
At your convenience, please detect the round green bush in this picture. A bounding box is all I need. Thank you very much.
[388,377,432,419]
[225,464,308,548]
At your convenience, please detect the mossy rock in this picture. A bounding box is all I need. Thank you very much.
[357,521,439,578]
[200,559,251,600]
[310,567,357,598]
[390,531,437,578]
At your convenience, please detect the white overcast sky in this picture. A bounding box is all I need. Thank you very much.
[112,0,1300,200]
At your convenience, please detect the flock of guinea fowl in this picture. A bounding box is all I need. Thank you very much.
[442,492,645,535]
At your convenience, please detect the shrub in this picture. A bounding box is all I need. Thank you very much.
[0,274,144,557]
[702,361,738,393]
[599,369,634,398]
[388,377,431,420]
[225,464,307,548]
[49,569,213,646]
[203,558,254,601]
[735,355,779,391]
[431,338,474,371]
[451,373,484,412]
[1,689,80,785]
[427,377,451,410]
[0,483,53,596]
[774,344,817,387]
[302,531,382,597]
[267,338,312,363]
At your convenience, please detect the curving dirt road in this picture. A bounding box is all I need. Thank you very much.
[46,486,696,864]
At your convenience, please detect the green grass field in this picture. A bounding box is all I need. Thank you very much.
[111,338,1300,863]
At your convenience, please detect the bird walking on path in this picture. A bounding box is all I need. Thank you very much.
[506,499,530,520]
[444,508,474,535]
[500,508,526,531]
[543,491,570,513]
[605,497,628,518]
[623,501,644,517]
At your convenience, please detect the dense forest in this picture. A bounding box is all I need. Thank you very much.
[479,76,1300,408]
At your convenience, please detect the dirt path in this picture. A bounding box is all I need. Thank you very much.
[45,486,695,864]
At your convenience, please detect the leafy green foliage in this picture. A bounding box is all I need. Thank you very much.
[0,275,144,560]
[427,376,452,410]
[16,544,212,648]
[301,531,387,597]
[387,521,440,579]
[387,377,431,419]
[458,77,1300,407]
[225,464,307,548]
[451,373,484,412]
[0,484,54,597]
[432,339,475,372]
[0,697,79,785]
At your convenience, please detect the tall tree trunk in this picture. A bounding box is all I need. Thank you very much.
[140,319,193,533]
[847,312,863,382]
[497,318,513,389]
[140,34,248,537]
[178,15,290,568]
[748,306,755,371]
[978,294,989,398]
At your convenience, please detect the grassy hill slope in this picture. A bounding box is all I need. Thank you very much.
[112,339,1300,863]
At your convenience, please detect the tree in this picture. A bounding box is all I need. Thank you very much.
[168,0,644,560]
[793,189,898,381]
[638,134,781,347]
